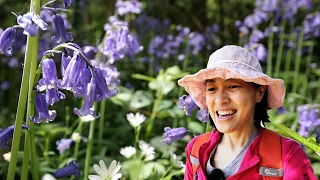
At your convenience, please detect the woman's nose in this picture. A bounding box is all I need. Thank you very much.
[214,89,230,104]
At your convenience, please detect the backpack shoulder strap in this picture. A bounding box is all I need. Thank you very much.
[190,132,212,179]
[259,128,283,180]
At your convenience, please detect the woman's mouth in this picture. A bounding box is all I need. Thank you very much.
[216,110,237,120]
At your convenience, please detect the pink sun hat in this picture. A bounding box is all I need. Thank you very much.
[178,45,285,110]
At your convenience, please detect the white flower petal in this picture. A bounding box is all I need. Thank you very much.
[108,160,117,173]
[93,164,104,177]
[88,175,104,180]
[111,173,122,180]
[111,164,121,176]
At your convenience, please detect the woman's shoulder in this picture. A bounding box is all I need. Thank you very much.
[280,135,304,152]
[185,131,219,152]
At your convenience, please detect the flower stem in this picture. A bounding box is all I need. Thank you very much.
[301,45,314,101]
[266,18,274,76]
[136,159,143,180]
[146,91,163,138]
[134,126,141,150]
[84,118,95,180]
[274,20,286,78]
[98,99,106,150]
[159,165,173,179]
[73,121,83,160]
[292,24,304,94]
[7,0,41,179]
[283,23,295,87]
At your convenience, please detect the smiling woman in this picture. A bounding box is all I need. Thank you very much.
[178,45,317,180]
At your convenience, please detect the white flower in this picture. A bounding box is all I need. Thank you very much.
[88,160,122,180]
[120,146,136,158]
[3,152,11,162]
[139,140,155,161]
[71,132,82,142]
[126,112,146,127]
[42,173,57,180]
[171,153,185,168]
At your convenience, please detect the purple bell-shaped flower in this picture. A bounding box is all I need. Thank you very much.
[53,160,80,179]
[0,123,29,150]
[30,92,56,123]
[161,127,188,145]
[0,27,16,56]
[52,14,73,43]
[93,67,118,102]
[74,78,100,121]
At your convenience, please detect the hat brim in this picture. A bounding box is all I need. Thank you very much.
[178,67,285,110]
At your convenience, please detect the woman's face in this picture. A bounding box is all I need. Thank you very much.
[206,78,265,133]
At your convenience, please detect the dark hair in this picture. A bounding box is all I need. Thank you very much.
[208,168,226,180]
[209,84,270,129]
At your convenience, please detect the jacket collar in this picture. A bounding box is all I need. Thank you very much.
[198,128,263,176]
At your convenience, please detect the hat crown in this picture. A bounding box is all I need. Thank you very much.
[207,45,262,72]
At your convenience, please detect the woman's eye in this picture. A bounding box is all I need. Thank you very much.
[207,88,216,91]
[229,86,240,89]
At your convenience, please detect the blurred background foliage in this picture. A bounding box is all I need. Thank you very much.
[0,0,320,179]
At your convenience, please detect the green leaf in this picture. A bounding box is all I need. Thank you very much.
[144,162,166,177]
[165,65,182,75]
[188,121,204,134]
[130,90,153,109]
[121,159,142,179]
[312,163,320,175]
[157,100,174,112]
[149,80,175,95]
[272,123,320,153]
[132,73,156,82]
[150,136,175,153]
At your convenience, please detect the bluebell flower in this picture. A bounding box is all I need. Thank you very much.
[249,29,264,44]
[37,58,59,91]
[304,12,320,39]
[53,160,80,179]
[8,58,19,68]
[0,81,9,90]
[52,14,73,43]
[298,108,320,137]
[197,109,209,122]
[277,106,286,115]
[56,138,73,154]
[188,32,205,55]
[0,123,29,150]
[46,88,66,106]
[93,67,118,102]
[30,92,56,123]
[59,52,86,96]
[82,46,97,60]
[98,64,120,88]
[61,52,71,76]
[0,27,16,56]
[178,95,198,116]
[72,66,92,98]
[74,78,100,121]
[62,0,73,8]
[161,127,187,145]
[115,0,142,16]
[17,12,48,36]
[103,23,142,63]
[245,43,267,62]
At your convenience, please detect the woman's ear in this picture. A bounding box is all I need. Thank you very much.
[256,85,267,103]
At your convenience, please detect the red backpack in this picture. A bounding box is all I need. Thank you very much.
[190,129,283,180]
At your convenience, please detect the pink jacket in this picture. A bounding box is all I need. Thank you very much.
[184,129,317,180]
